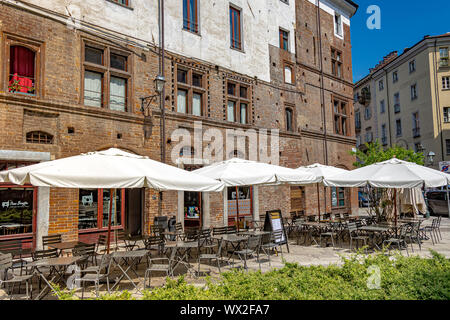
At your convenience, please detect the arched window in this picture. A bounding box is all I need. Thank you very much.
[9,46,36,94]
[26,131,53,144]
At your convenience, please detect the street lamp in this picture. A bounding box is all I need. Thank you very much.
[154,75,166,94]
[140,75,166,112]
[417,144,435,167]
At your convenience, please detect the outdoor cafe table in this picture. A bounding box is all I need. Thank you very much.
[212,234,248,261]
[164,241,199,277]
[28,256,82,300]
[109,249,149,294]
[238,230,270,237]
[48,241,87,256]
[300,222,328,245]
[358,225,393,250]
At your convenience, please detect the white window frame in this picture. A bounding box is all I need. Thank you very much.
[443,76,450,90]
[334,13,343,39]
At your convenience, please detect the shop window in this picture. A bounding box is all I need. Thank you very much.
[26,131,54,144]
[8,46,36,94]
[78,188,124,231]
[183,164,202,229]
[227,186,252,221]
[331,187,346,207]
[0,187,35,236]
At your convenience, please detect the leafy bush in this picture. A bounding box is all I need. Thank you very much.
[57,251,450,300]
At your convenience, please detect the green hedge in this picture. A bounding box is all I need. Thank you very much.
[58,250,450,300]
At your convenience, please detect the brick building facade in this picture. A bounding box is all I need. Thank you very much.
[0,0,358,248]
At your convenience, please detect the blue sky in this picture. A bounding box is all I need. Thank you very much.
[351,0,450,83]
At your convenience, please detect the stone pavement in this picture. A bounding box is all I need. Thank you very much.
[2,216,449,300]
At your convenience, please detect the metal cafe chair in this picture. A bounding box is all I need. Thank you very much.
[31,248,59,292]
[260,230,284,267]
[235,235,261,271]
[198,238,226,274]
[78,253,113,299]
[73,243,97,269]
[0,239,30,275]
[319,222,340,249]
[0,253,34,300]
[212,226,228,236]
[144,248,176,289]
[383,224,410,256]
[42,234,62,249]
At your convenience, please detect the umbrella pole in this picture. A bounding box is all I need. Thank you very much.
[106,189,113,254]
[394,189,398,236]
[235,186,240,232]
[316,183,321,221]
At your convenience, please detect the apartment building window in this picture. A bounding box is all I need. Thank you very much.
[365,128,373,143]
[381,124,387,146]
[393,71,398,83]
[334,13,343,37]
[285,107,294,132]
[279,29,289,51]
[396,119,402,137]
[230,6,242,50]
[227,81,250,124]
[412,112,420,137]
[83,43,130,112]
[446,139,450,155]
[440,47,449,67]
[379,80,384,91]
[175,66,206,116]
[444,107,450,123]
[183,0,199,33]
[355,110,361,129]
[394,92,400,113]
[409,60,416,73]
[333,98,348,136]
[380,100,385,114]
[410,84,418,100]
[283,63,295,84]
[364,106,371,120]
[331,48,342,78]
[443,76,450,90]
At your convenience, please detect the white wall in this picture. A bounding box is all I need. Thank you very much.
[19,0,297,82]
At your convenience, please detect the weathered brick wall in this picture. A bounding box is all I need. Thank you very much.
[0,1,358,244]
[48,188,78,241]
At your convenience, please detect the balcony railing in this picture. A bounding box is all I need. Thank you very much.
[413,127,421,138]
[440,57,449,68]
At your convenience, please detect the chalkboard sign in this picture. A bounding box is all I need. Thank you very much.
[263,209,290,253]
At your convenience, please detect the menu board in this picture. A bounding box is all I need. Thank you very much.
[263,210,289,252]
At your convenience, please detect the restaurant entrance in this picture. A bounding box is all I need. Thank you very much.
[125,188,143,236]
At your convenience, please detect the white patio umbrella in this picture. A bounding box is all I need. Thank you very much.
[298,163,349,220]
[193,158,320,230]
[0,148,224,252]
[324,158,450,227]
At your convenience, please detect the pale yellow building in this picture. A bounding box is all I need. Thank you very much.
[354,33,450,169]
